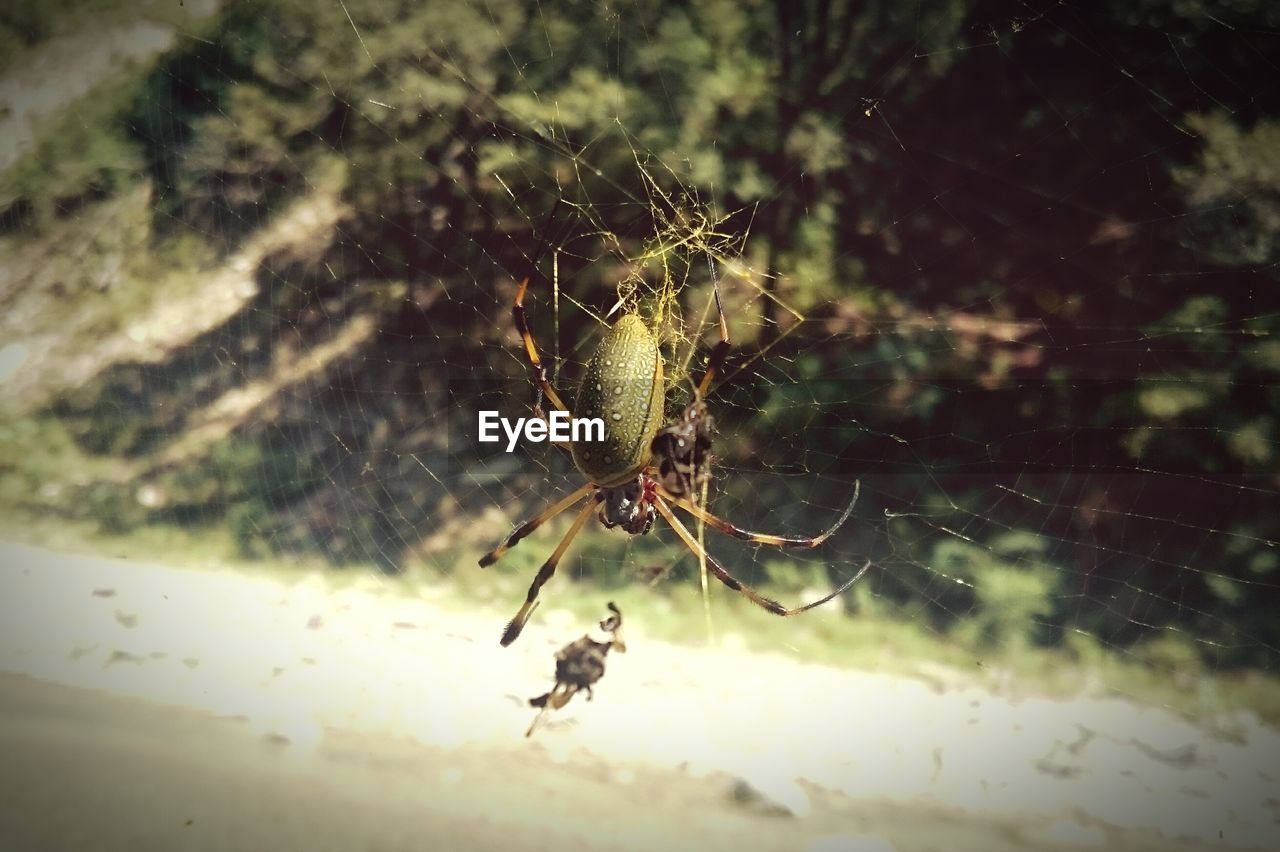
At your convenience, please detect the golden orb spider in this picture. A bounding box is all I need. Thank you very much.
[480,251,865,647]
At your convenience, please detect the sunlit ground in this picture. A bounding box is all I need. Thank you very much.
[2,537,1276,851]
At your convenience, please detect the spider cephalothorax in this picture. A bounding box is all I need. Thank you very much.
[480,252,864,648]
[599,475,657,535]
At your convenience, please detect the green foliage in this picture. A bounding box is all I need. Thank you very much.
[0,27,22,72]
[1227,419,1274,467]
[1136,382,1213,420]
[6,0,1279,672]
[1,81,145,228]
[0,416,78,511]
[934,533,1062,653]
[61,385,139,456]
[1204,573,1245,608]
[1174,113,1280,267]
[165,435,323,557]
[1245,340,1280,373]
[761,556,817,594]
[1133,630,1205,675]
[0,414,143,534]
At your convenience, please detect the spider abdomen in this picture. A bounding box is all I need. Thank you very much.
[572,314,664,487]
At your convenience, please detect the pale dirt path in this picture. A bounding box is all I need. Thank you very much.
[0,671,876,852]
[0,540,1276,851]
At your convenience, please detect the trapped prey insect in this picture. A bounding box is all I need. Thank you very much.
[525,602,626,738]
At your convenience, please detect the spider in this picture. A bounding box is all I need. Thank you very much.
[480,257,864,647]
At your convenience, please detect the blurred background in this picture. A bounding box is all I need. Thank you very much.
[0,0,1277,850]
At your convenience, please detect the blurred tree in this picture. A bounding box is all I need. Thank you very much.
[6,0,1276,664]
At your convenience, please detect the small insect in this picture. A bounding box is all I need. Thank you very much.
[651,386,715,500]
[480,234,864,647]
[525,602,626,737]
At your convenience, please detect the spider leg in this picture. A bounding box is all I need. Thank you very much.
[501,495,602,646]
[654,496,871,617]
[513,275,570,413]
[479,482,594,568]
[528,403,573,452]
[659,480,859,549]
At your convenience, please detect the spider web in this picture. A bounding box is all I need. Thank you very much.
[1,0,1277,712]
